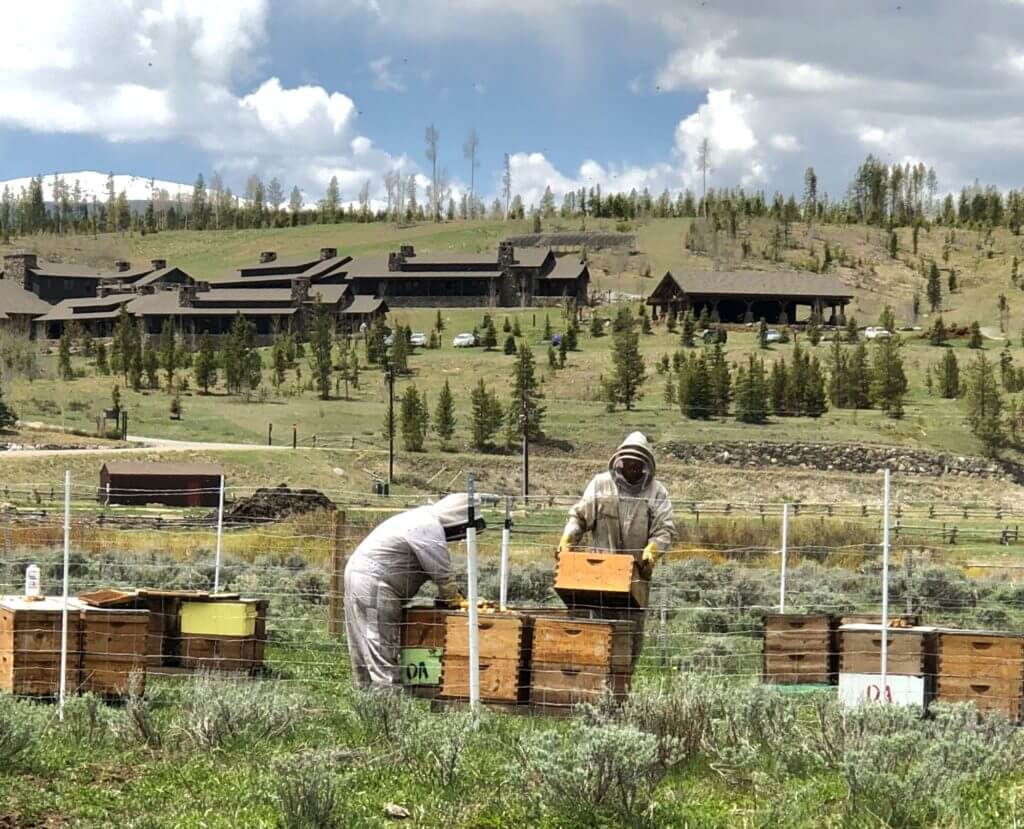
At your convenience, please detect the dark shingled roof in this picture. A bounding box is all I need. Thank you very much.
[131,267,193,288]
[102,462,224,477]
[666,269,852,299]
[237,254,322,273]
[343,257,501,280]
[127,292,299,317]
[343,295,387,314]
[28,262,104,278]
[0,278,53,316]
[544,256,588,280]
[36,294,134,322]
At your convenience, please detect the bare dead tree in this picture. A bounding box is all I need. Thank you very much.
[425,124,440,222]
[697,137,711,219]
[463,129,479,219]
[502,153,512,220]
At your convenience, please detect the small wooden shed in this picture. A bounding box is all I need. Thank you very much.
[99,462,224,507]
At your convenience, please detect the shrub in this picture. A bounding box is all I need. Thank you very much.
[401,708,481,786]
[62,693,115,748]
[275,755,343,829]
[175,674,304,749]
[349,687,418,745]
[619,675,720,763]
[0,696,38,770]
[515,721,678,824]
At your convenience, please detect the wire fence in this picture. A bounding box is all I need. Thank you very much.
[3,469,1024,717]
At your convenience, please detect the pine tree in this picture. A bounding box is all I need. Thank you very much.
[548,345,557,368]
[912,292,921,322]
[512,318,522,338]
[391,323,410,372]
[969,320,983,349]
[640,307,653,335]
[770,359,789,414]
[159,320,177,391]
[709,342,731,416]
[543,314,552,342]
[565,317,579,350]
[503,335,517,355]
[503,317,512,333]
[590,314,604,337]
[194,333,217,393]
[889,230,898,258]
[806,317,821,346]
[58,329,73,380]
[558,335,567,368]
[757,318,769,349]
[735,354,769,423]
[929,317,946,346]
[870,335,908,418]
[128,349,143,392]
[683,353,711,420]
[399,385,429,451]
[1001,343,1014,389]
[434,380,457,447]
[142,342,159,389]
[308,303,334,399]
[365,315,388,364]
[112,306,138,383]
[665,310,678,334]
[507,343,545,441]
[95,342,109,375]
[848,342,872,408]
[846,315,859,343]
[804,356,828,417]
[948,269,958,294]
[470,379,504,450]
[965,353,1004,456]
[0,373,16,431]
[482,317,498,351]
[939,349,960,398]
[604,308,646,411]
[1014,256,1020,287]
[664,371,676,406]
[927,261,942,311]
[680,308,696,347]
[827,337,847,408]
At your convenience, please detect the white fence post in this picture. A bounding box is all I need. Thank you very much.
[465,473,481,711]
[881,468,891,698]
[779,503,789,612]
[499,496,511,611]
[58,470,71,722]
[213,474,225,593]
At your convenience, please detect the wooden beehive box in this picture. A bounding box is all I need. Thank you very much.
[79,606,149,697]
[440,612,533,703]
[530,616,634,707]
[936,630,1024,721]
[0,597,83,697]
[554,551,649,611]
[400,607,453,696]
[180,599,268,674]
[839,625,937,676]
[762,614,834,684]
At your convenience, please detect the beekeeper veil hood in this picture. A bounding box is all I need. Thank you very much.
[608,431,656,496]
[426,492,487,541]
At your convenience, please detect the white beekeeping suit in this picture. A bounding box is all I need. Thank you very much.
[558,432,675,665]
[344,493,482,689]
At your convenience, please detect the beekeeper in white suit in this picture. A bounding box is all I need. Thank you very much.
[557,432,674,666]
[344,492,484,689]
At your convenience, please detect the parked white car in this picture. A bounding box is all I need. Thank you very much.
[410,332,427,347]
[765,328,781,343]
[865,326,892,340]
[452,332,477,347]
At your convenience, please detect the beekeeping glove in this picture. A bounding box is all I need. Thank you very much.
[640,542,659,579]
[556,531,573,560]
[436,581,465,608]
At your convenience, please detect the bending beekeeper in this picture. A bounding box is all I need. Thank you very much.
[345,492,485,689]
[557,431,674,665]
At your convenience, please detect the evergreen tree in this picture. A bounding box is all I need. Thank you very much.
[512,318,522,338]
[58,329,73,380]
[142,342,159,389]
[708,342,731,416]
[757,318,769,349]
[565,317,579,351]
[508,343,545,441]
[223,313,261,394]
[939,349,960,398]
[95,342,109,375]
[434,380,457,447]
[503,317,512,333]
[0,374,17,430]
[112,306,138,383]
[770,358,789,414]
[664,371,676,406]
[682,353,712,420]
[558,335,568,368]
[640,307,653,335]
[848,342,872,408]
[543,314,552,342]
[604,308,646,411]
[930,316,946,346]
[1000,343,1014,389]
[680,308,696,347]
[927,261,942,311]
[912,292,921,322]
[666,311,678,334]
[390,323,410,372]
[308,303,334,399]
[846,315,859,343]
[194,333,217,393]
[870,335,908,418]
[969,320,983,349]
[827,337,848,408]
[159,320,177,391]
[482,317,498,350]
[804,356,828,417]
[1014,256,1020,287]
[590,314,604,337]
[965,353,1004,456]
[735,354,769,423]
[399,385,429,451]
[366,315,388,364]
[548,345,557,368]
[271,335,287,390]
[948,269,958,294]
[888,229,898,258]
[503,335,517,355]
[470,379,504,450]
[806,317,821,346]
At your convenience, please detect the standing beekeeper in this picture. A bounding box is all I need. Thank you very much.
[344,492,485,689]
[557,431,674,666]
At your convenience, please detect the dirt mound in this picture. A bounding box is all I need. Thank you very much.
[223,484,336,522]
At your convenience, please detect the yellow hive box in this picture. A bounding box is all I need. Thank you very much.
[180,601,257,637]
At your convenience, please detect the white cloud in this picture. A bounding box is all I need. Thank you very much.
[770,134,801,152]
[369,56,405,92]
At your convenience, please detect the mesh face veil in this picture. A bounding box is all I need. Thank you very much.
[427,493,487,541]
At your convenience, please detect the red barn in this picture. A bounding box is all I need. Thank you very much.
[99,462,224,507]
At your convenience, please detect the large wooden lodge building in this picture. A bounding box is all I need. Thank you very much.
[0,241,590,341]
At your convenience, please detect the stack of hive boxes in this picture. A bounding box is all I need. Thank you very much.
[936,630,1024,721]
[762,614,835,684]
[0,596,148,698]
[837,623,937,707]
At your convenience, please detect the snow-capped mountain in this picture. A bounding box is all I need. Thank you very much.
[0,171,192,202]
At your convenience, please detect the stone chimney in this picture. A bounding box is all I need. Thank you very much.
[387,251,405,272]
[291,276,311,305]
[399,244,415,258]
[178,284,197,308]
[114,259,131,272]
[498,241,515,267]
[150,258,167,270]
[259,250,277,264]
[3,251,37,289]
[319,247,337,261]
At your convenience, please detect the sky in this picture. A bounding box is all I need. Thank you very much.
[2,0,1024,208]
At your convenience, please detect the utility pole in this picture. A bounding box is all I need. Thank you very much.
[386,367,395,486]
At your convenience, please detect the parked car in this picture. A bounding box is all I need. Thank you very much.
[453,332,477,347]
[410,332,427,347]
[865,326,892,340]
[765,328,781,343]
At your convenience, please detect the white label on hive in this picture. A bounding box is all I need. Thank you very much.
[838,672,926,708]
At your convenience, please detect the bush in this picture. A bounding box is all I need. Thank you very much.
[0,696,39,770]
[515,720,678,824]
[619,675,720,762]
[175,674,304,749]
[401,708,481,786]
[275,755,343,829]
[349,687,418,745]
